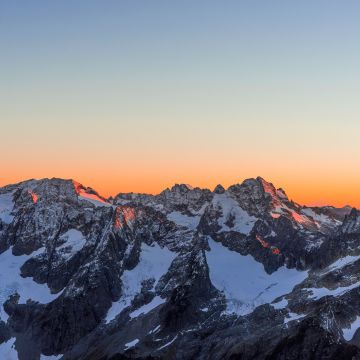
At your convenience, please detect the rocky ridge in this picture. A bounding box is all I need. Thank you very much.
[0,177,359,360]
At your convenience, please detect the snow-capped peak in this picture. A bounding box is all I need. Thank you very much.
[72,180,111,207]
[169,183,194,192]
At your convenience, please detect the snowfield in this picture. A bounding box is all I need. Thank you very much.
[57,229,87,259]
[212,193,258,235]
[323,255,360,274]
[343,316,360,341]
[130,296,165,318]
[0,192,15,224]
[0,338,17,360]
[206,238,308,315]
[306,280,360,301]
[302,207,340,227]
[78,192,112,207]
[124,338,139,350]
[167,211,201,230]
[0,247,60,321]
[106,243,176,323]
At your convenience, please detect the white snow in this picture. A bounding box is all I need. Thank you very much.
[0,192,15,224]
[0,338,17,360]
[167,211,201,230]
[343,316,360,341]
[0,247,59,321]
[74,183,111,207]
[149,325,161,334]
[302,208,340,228]
[212,193,258,235]
[276,189,288,199]
[130,296,165,318]
[78,193,111,207]
[206,238,307,315]
[57,229,87,259]
[323,255,360,274]
[40,354,62,359]
[306,280,360,300]
[158,336,178,350]
[305,237,324,251]
[124,338,139,350]
[106,243,176,323]
[271,204,312,227]
[272,297,288,309]
[284,312,305,324]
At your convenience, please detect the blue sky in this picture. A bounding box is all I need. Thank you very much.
[1,1,360,205]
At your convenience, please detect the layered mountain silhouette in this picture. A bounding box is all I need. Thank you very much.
[0,177,360,360]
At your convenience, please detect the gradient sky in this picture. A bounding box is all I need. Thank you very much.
[1,1,360,206]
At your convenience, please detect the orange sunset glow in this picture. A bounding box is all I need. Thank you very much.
[2,1,360,208]
[1,162,359,208]
[3,3,360,359]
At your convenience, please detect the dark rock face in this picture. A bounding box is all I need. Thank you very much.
[340,208,360,234]
[1,177,360,360]
[254,319,360,360]
[213,184,225,194]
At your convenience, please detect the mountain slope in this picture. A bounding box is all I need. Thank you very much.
[0,177,358,360]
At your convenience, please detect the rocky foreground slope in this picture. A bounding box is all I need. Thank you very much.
[0,177,360,359]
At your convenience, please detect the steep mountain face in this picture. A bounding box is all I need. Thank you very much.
[340,208,360,235]
[0,177,359,360]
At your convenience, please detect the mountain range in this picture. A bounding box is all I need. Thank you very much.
[1,176,360,359]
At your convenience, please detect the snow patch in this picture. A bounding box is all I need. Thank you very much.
[57,229,87,259]
[343,316,360,341]
[149,325,161,334]
[271,204,313,228]
[40,354,62,359]
[78,192,111,207]
[276,189,288,200]
[106,243,176,323]
[73,181,111,207]
[272,297,288,310]
[302,208,340,228]
[0,338,17,360]
[323,255,360,274]
[206,238,307,315]
[130,296,165,318]
[305,237,324,251]
[124,338,139,350]
[0,192,15,224]
[306,280,360,300]
[0,247,59,321]
[212,193,258,235]
[158,336,178,350]
[167,211,201,230]
[284,312,305,324]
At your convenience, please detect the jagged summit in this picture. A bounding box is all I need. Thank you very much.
[340,207,360,234]
[213,184,225,194]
